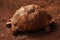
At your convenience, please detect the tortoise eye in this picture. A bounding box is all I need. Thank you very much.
[6,23,12,28]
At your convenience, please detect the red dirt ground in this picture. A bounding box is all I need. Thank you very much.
[0,0,60,40]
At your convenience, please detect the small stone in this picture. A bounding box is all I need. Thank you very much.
[1,33,4,37]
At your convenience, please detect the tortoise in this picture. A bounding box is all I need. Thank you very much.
[6,4,53,33]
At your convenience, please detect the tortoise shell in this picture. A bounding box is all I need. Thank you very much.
[6,4,52,33]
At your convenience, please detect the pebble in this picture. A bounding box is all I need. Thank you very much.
[1,33,5,37]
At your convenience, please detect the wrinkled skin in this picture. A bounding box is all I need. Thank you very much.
[6,4,52,33]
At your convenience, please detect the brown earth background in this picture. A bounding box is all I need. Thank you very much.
[0,0,60,40]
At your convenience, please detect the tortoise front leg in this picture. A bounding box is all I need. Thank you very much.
[44,25,51,33]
